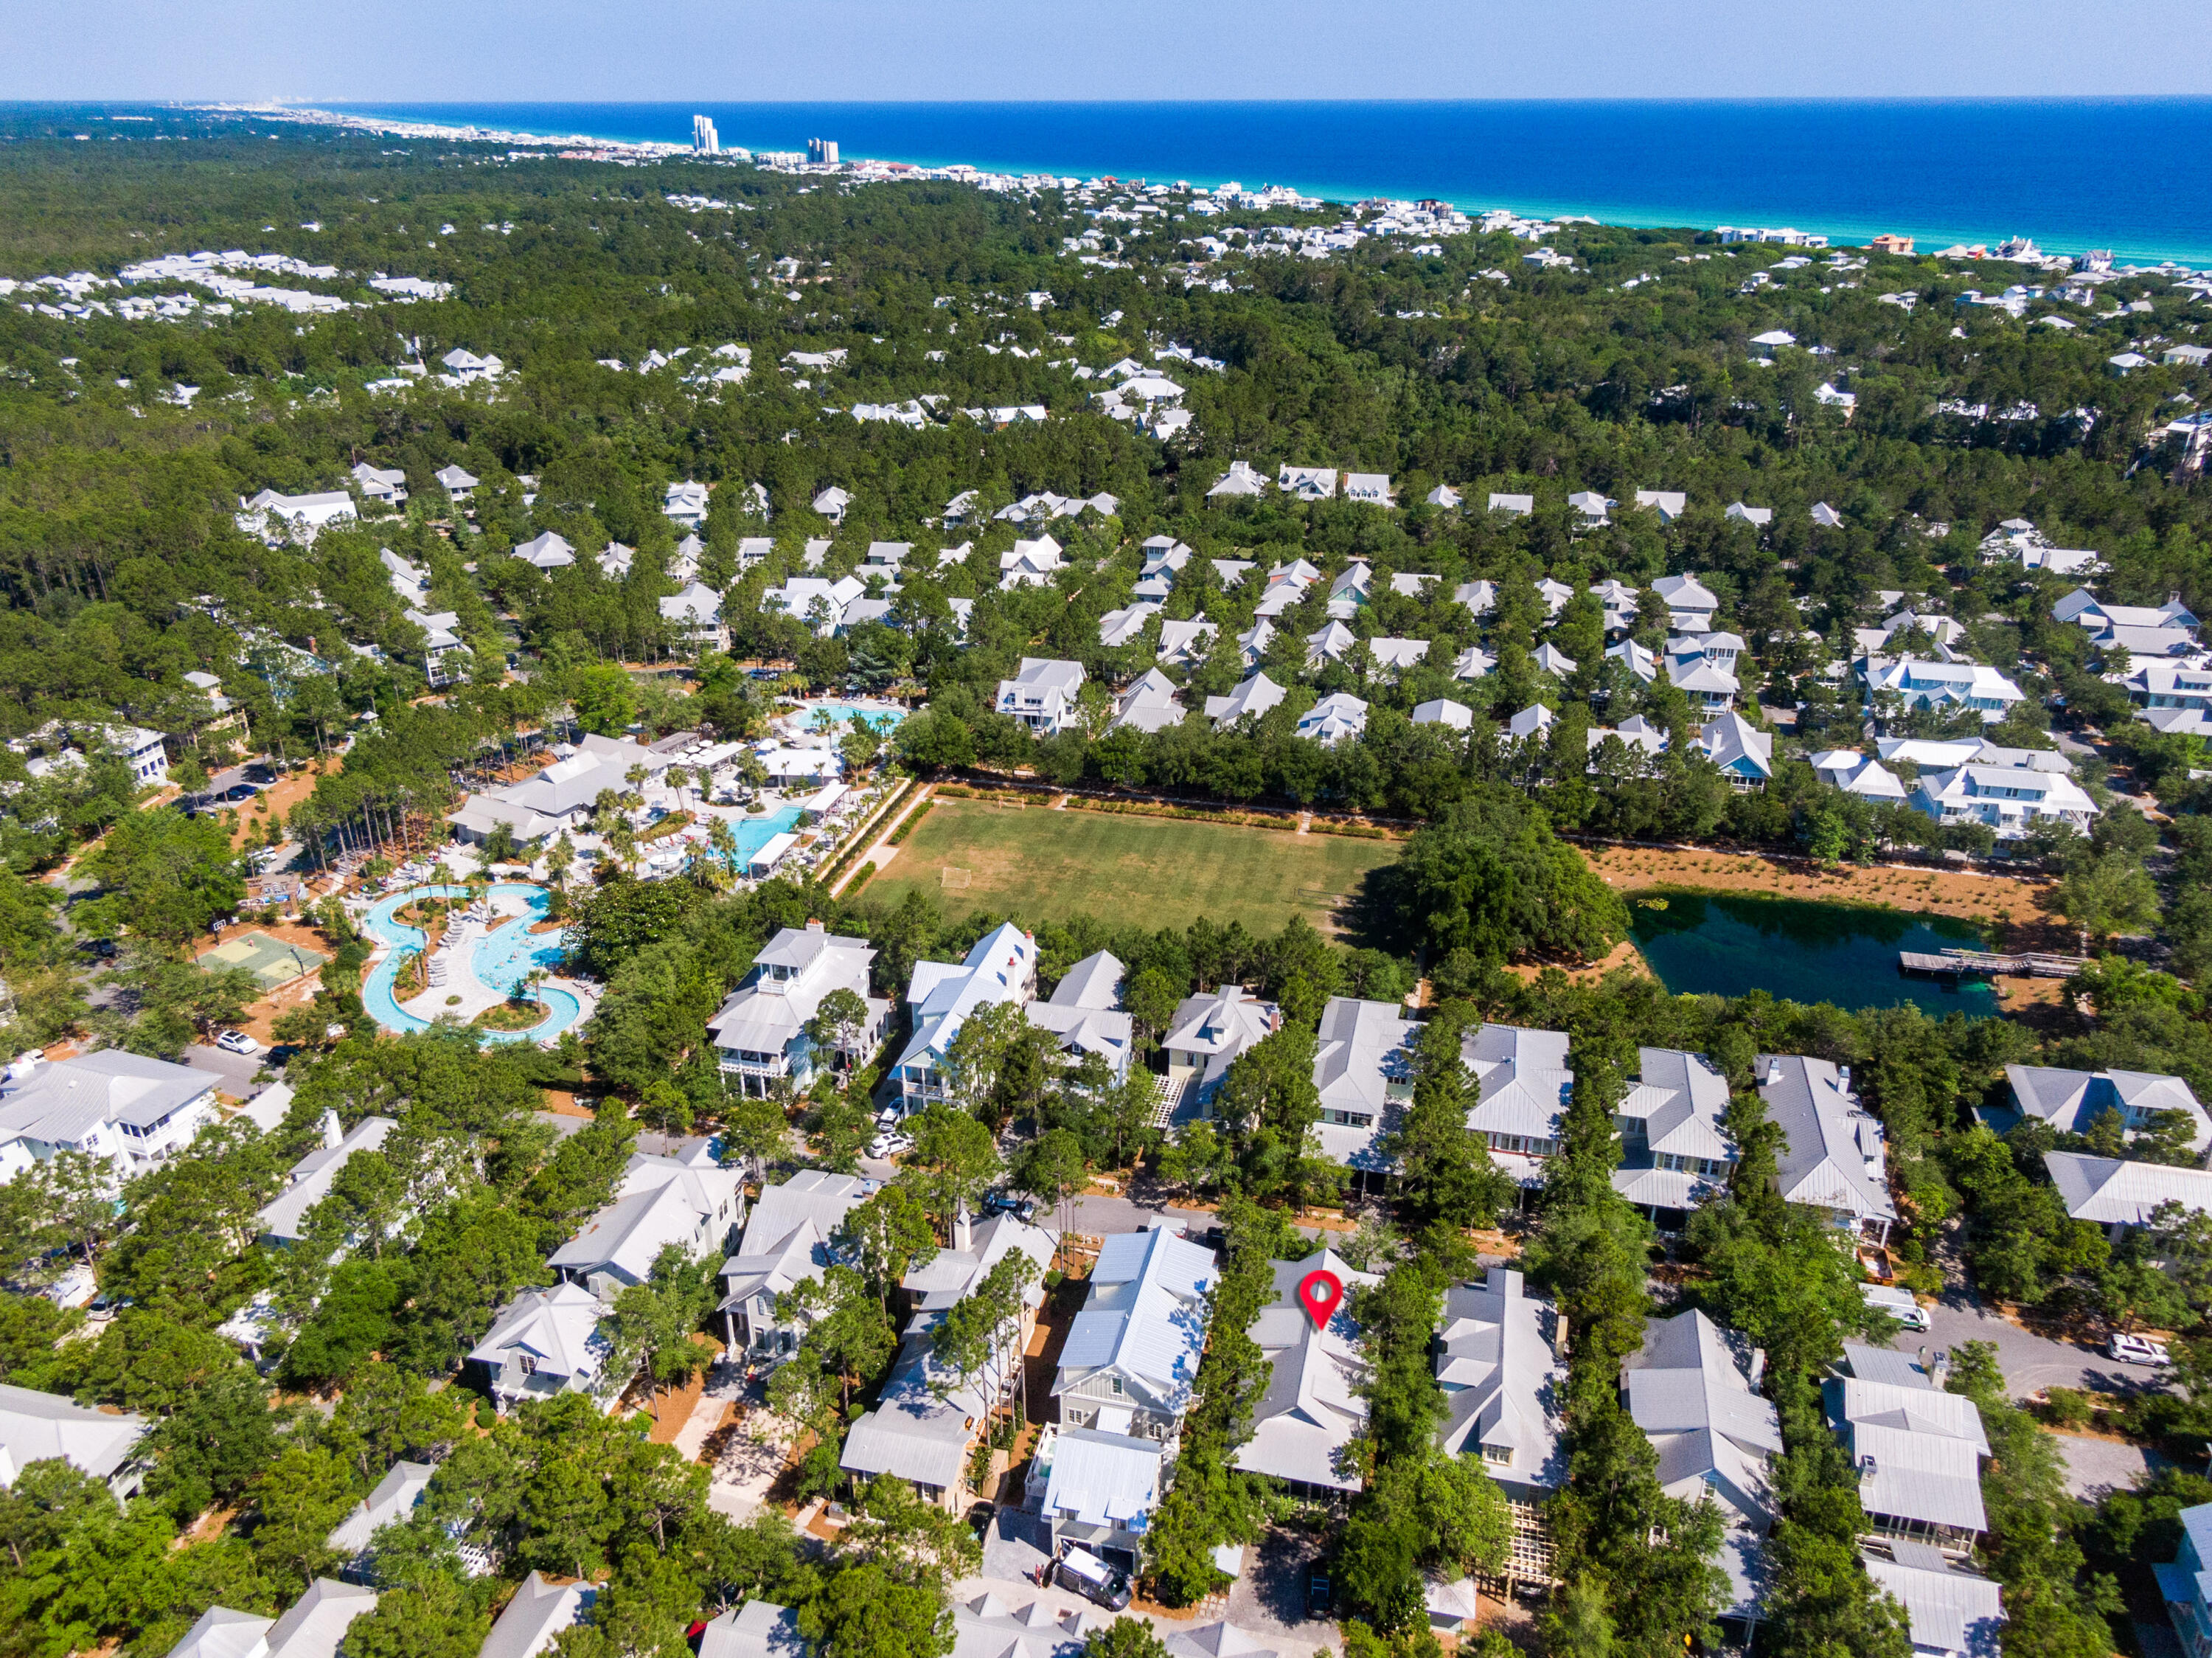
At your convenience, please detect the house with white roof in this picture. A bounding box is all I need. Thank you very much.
[1110,669,1186,735]
[434,464,478,504]
[1427,484,1463,509]
[1487,493,1534,516]
[1864,658,2026,724]
[658,583,728,653]
[405,608,468,688]
[256,1114,398,1246]
[2044,1152,2212,1241]
[1024,950,1137,1085]
[893,923,1040,1109]
[1203,672,1286,728]
[1279,465,1338,500]
[1436,1268,1568,1584]
[352,462,407,506]
[1462,1024,1574,1190]
[811,486,851,523]
[1759,1055,1898,1245]
[1231,1246,1382,1500]
[1158,618,1217,667]
[236,489,358,539]
[1698,712,1772,785]
[995,659,1086,736]
[1164,986,1281,1107]
[708,923,888,1097]
[1296,693,1368,746]
[1611,1049,1735,1227]
[1634,489,1687,521]
[0,1051,218,1186]
[1877,738,2073,775]
[841,1320,1002,1511]
[1098,603,1161,650]
[696,1600,803,1658]
[1000,535,1068,590]
[1053,1224,1218,1442]
[1812,749,1910,802]
[2005,1063,2211,1156]
[0,1383,148,1497]
[467,1282,617,1412]
[479,1573,597,1658]
[512,531,575,569]
[1907,763,2097,838]
[165,1580,380,1658]
[1208,460,1269,498]
[664,479,711,529]
[1726,503,1774,529]
[1506,704,1556,742]
[1343,473,1393,506]
[1654,574,1720,632]
[1621,1311,1781,1631]
[1865,1541,2004,1658]
[1568,490,1614,522]
[325,1459,434,1578]
[1824,1345,1989,1553]
[546,1153,743,1303]
[1028,1427,1165,1567]
[717,1170,877,1357]
[1413,698,1472,730]
[1312,998,1417,1193]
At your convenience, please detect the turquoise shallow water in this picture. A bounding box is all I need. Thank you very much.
[361,883,583,1043]
[338,100,2212,265]
[1627,892,2000,1017]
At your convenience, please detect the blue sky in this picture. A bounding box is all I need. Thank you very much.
[9,0,2211,100]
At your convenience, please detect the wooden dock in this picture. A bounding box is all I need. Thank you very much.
[1899,948,2093,979]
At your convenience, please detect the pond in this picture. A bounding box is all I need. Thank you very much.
[1626,891,2002,1016]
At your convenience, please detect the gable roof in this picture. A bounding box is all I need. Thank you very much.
[720,1170,875,1311]
[0,1383,147,1485]
[1433,1267,1567,1489]
[1232,1248,1382,1491]
[1760,1055,1898,1224]
[1054,1227,1217,1415]
[2044,1151,2212,1227]
[480,1572,596,1658]
[1461,1024,1573,1148]
[257,1117,398,1244]
[0,1050,215,1148]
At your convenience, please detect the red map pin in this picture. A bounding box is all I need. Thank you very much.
[1298,1268,1343,1330]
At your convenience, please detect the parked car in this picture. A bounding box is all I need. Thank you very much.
[1860,1283,1929,1331]
[1054,1547,1132,1612]
[981,1190,1037,1221]
[1307,1569,1333,1620]
[215,1030,261,1055]
[2110,1332,2171,1366]
[868,1129,913,1160]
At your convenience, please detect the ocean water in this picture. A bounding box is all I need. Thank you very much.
[334,99,2212,266]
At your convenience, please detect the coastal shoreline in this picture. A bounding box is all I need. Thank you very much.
[198,97,2212,268]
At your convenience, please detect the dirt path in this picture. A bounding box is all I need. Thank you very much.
[1580,841,2058,934]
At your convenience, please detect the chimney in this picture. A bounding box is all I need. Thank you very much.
[321,1108,343,1150]
[953,1204,973,1253]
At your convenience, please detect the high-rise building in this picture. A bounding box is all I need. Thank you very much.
[692,114,720,155]
[807,137,838,166]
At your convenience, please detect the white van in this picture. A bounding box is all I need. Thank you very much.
[1860,1283,1930,1331]
[1054,1545,1133,1612]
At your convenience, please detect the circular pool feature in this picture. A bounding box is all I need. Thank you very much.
[361,883,585,1043]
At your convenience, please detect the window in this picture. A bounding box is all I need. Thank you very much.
[1111,1376,1124,1395]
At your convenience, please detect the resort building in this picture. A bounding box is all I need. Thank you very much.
[1759,1055,1899,1246]
[717,1170,877,1359]
[1825,1345,1989,1554]
[891,923,1040,1109]
[1231,1246,1381,1501]
[1461,1024,1575,1190]
[1611,1049,1735,1229]
[1053,1224,1217,1443]
[1435,1268,1568,1589]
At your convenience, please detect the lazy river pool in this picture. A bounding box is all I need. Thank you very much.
[361,883,584,1044]
[1627,892,2001,1017]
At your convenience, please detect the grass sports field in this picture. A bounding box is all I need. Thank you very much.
[862,797,1399,937]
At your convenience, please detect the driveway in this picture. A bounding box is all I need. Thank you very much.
[182,1041,268,1097]
[2050,1432,2174,1502]
[1913,1226,2167,1401]
[1222,1525,1343,1654]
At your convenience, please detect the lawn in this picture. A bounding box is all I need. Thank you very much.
[860,797,1400,939]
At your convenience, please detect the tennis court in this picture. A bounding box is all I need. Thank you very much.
[197,931,330,991]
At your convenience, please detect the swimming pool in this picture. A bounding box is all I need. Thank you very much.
[791,701,907,732]
[361,883,585,1044]
[723,805,804,864]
